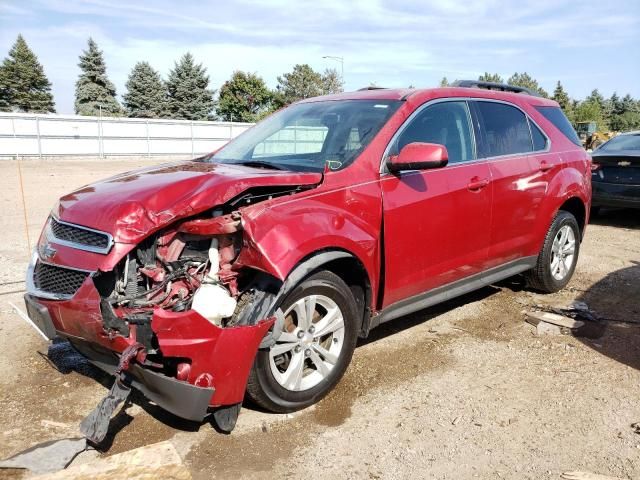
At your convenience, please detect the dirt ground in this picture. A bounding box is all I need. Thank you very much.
[0,158,639,480]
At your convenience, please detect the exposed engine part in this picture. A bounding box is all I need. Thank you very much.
[191,237,237,327]
[97,209,244,340]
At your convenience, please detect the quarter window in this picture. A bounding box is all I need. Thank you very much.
[530,121,548,151]
[394,101,474,164]
[475,102,533,157]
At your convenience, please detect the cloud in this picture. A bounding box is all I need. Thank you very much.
[1,0,638,113]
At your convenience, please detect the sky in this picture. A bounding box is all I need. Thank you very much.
[0,0,639,114]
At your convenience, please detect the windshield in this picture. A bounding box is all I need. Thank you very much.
[207,100,401,172]
[598,134,640,152]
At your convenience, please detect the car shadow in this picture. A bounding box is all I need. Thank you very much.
[590,207,640,229]
[574,261,640,371]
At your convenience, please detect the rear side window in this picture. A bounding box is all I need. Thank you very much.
[474,101,533,157]
[530,121,548,151]
[535,106,581,146]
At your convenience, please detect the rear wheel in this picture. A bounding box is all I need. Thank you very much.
[246,270,358,413]
[526,211,580,293]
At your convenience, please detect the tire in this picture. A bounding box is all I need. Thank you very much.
[246,270,358,413]
[526,210,580,293]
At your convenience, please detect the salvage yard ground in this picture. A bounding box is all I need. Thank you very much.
[0,158,639,480]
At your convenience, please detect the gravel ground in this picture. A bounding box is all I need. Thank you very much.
[0,159,639,480]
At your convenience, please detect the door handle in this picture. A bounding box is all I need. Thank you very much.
[539,161,553,172]
[467,177,489,191]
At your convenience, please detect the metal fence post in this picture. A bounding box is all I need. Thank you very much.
[96,115,101,158]
[190,121,194,157]
[146,119,150,158]
[35,116,42,158]
[11,117,18,159]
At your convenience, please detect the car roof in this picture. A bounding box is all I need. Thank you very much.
[300,87,558,107]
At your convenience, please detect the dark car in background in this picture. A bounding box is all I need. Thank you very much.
[591,131,640,212]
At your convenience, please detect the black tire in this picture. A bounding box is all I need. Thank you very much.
[526,210,580,293]
[246,270,358,413]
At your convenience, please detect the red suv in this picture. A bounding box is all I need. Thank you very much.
[25,81,591,431]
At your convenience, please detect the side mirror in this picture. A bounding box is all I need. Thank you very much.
[387,142,448,173]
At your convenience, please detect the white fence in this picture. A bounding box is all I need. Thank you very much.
[0,112,254,158]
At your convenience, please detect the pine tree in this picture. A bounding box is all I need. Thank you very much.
[75,38,122,116]
[0,35,55,112]
[478,72,504,83]
[123,62,167,118]
[507,72,548,98]
[552,81,570,111]
[439,77,449,87]
[585,89,606,111]
[166,53,215,120]
[217,71,272,122]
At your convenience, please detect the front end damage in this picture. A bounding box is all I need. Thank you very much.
[24,191,309,435]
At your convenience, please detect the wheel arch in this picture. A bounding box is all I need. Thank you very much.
[276,249,374,339]
[558,196,587,238]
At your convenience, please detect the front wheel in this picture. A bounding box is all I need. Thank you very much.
[246,270,359,413]
[526,210,580,293]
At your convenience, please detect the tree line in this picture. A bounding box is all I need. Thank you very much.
[1,34,638,131]
[441,73,640,131]
[0,35,343,122]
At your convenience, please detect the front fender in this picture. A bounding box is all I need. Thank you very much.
[235,183,382,305]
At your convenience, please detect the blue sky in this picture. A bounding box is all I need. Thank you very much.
[1,0,639,114]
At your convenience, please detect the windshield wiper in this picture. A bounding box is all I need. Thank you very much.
[234,160,287,171]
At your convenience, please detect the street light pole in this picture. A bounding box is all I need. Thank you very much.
[322,55,344,87]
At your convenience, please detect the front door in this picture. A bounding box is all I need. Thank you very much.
[380,100,492,307]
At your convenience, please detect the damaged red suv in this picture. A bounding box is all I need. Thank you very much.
[25,81,591,432]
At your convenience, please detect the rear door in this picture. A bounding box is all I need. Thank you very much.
[380,100,492,307]
[471,100,553,267]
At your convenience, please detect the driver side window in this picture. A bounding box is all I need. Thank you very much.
[395,101,475,164]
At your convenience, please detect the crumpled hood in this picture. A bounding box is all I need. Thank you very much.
[56,161,322,243]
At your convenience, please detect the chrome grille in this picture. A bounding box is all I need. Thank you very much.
[49,217,112,253]
[33,261,90,297]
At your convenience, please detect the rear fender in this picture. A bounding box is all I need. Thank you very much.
[532,164,590,251]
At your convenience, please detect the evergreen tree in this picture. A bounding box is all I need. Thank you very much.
[75,38,122,116]
[609,92,623,116]
[276,64,324,105]
[507,72,548,98]
[621,94,637,114]
[478,72,504,83]
[217,71,272,122]
[552,81,570,111]
[439,77,449,87]
[123,62,167,118]
[585,89,606,111]
[321,68,343,95]
[0,35,55,112]
[166,53,215,120]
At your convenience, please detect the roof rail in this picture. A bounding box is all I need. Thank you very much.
[357,86,387,91]
[451,80,541,97]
